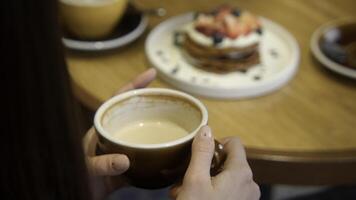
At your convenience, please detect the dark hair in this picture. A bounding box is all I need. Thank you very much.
[1,0,92,199]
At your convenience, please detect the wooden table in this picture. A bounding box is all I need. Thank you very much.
[67,0,356,185]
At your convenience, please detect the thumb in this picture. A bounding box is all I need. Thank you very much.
[184,126,214,184]
[114,68,156,95]
[88,154,130,176]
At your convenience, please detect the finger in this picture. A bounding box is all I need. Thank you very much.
[169,184,182,199]
[222,137,249,171]
[217,136,234,145]
[184,126,214,184]
[212,137,252,190]
[114,68,157,95]
[83,127,98,157]
[88,154,130,176]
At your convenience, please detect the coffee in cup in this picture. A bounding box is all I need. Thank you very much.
[111,118,190,144]
[59,0,128,39]
[94,88,225,189]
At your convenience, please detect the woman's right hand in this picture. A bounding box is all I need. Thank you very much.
[170,126,260,200]
[83,68,157,200]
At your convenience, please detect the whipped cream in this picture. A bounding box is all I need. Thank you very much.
[184,23,261,48]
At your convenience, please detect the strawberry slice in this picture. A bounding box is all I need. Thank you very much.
[212,21,226,35]
[215,8,231,22]
[195,26,215,36]
[195,15,216,36]
[224,14,240,39]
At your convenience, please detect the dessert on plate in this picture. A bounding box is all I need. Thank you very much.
[180,5,263,73]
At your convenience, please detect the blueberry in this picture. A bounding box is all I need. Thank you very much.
[212,32,224,46]
[256,28,263,35]
[209,9,219,16]
[232,9,241,16]
[174,31,184,46]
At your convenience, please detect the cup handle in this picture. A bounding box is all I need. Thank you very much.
[210,140,227,176]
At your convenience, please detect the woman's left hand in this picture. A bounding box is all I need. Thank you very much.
[83,68,156,200]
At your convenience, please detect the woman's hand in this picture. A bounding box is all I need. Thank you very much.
[113,68,157,95]
[83,128,129,200]
[170,126,260,200]
[83,68,156,200]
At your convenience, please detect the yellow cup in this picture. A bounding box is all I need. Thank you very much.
[59,0,128,39]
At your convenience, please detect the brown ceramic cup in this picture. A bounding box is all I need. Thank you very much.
[94,88,226,189]
[59,0,128,39]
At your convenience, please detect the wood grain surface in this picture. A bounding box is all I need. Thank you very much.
[67,0,356,185]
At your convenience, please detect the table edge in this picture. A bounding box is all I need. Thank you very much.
[71,81,356,185]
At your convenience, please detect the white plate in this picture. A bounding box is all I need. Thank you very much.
[62,10,148,51]
[145,13,300,99]
[311,20,356,79]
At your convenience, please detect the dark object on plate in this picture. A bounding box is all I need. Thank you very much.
[212,32,224,45]
[319,21,356,69]
[173,31,185,47]
[231,9,241,17]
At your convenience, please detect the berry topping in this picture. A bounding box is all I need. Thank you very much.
[232,9,241,16]
[256,27,263,35]
[209,8,219,15]
[224,15,239,38]
[215,8,231,21]
[212,32,224,45]
[193,5,262,40]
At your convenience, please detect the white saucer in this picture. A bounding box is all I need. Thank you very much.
[62,8,148,51]
[311,20,356,79]
[145,13,300,99]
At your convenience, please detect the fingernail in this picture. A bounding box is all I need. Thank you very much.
[200,125,212,138]
[112,155,130,172]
